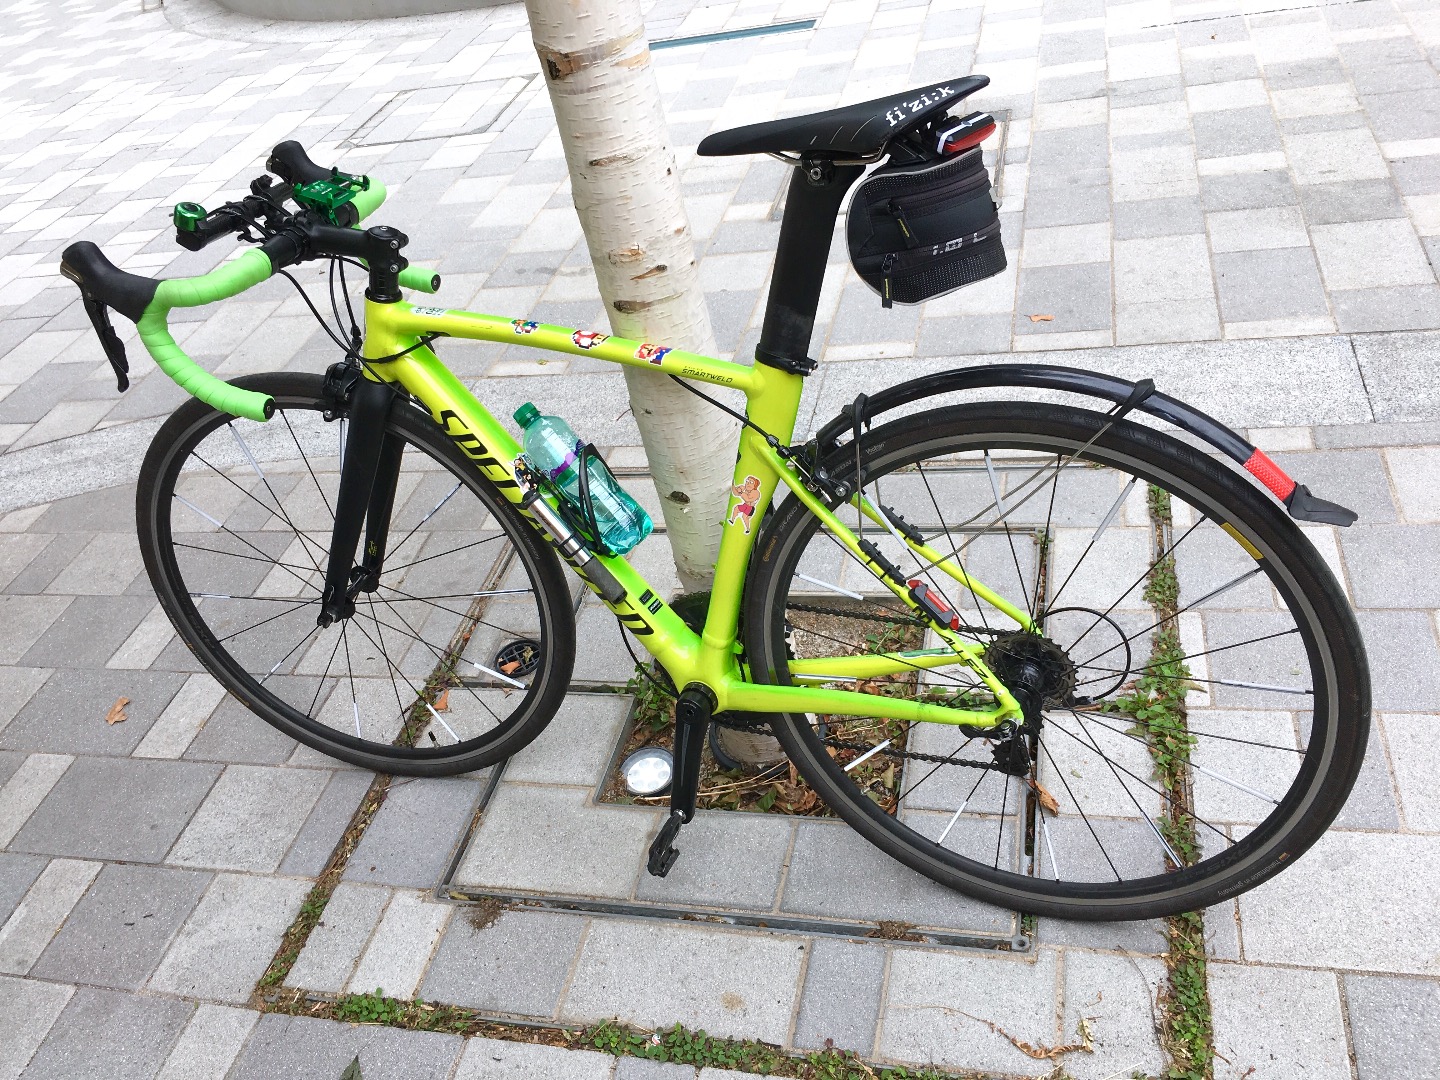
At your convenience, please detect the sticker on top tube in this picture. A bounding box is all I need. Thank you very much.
[413,306,448,317]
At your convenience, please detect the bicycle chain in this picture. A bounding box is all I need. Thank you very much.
[785,600,1002,640]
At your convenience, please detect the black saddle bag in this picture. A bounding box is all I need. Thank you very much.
[847,137,1005,307]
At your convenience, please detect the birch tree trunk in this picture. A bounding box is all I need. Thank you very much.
[524,0,785,768]
[523,0,739,594]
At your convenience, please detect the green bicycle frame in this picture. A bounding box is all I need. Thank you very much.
[358,297,1027,730]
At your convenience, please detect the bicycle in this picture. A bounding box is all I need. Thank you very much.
[59,76,1370,922]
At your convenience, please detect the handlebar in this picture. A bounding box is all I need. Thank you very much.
[59,141,437,423]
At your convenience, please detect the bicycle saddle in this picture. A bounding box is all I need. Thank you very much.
[696,75,989,159]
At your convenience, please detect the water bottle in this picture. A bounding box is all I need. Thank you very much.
[514,402,652,555]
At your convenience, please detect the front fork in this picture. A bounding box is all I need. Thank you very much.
[319,374,403,626]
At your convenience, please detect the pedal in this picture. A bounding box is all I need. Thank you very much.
[647,811,685,877]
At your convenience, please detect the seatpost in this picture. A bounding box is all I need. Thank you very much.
[754,159,864,372]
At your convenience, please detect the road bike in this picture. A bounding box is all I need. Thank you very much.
[59,76,1370,921]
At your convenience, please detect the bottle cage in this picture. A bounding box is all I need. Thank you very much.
[532,443,623,556]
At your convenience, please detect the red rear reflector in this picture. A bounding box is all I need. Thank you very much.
[1243,448,1297,501]
[943,123,995,153]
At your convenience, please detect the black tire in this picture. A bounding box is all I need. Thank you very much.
[743,401,1369,920]
[137,372,575,776]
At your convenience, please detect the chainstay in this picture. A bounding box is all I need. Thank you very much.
[712,715,1000,770]
[786,600,1000,639]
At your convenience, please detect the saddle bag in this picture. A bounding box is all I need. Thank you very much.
[846,115,1006,307]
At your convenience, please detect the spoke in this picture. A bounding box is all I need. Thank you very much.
[1071,709,1181,866]
[469,662,527,690]
[365,592,408,724]
[385,479,463,561]
[171,540,319,578]
[172,496,319,594]
[341,622,360,740]
[214,597,321,644]
[374,595,506,728]
[843,739,892,772]
[1082,709,1304,755]
[216,433,327,572]
[936,768,990,843]
[1037,810,1061,880]
[1074,567,1266,671]
[377,581,535,642]
[898,733,978,803]
[985,451,1034,616]
[917,460,990,632]
[994,769,1011,869]
[1036,738,1121,882]
[381,533,506,576]
[262,622,322,686]
[281,409,335,520]
[795,573,863,600]
[1045,476,1138,612]
[345,609,442,740]
[784,611,982,692]
[1189,760,1280,805]
[1072,627,1303,691]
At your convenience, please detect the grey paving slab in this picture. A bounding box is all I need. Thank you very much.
[278,769,373,879]
[154,1004,259,1080]
[14,595,157,670]
[1354,609,1440,712]
[10,757,218,863]
[167,764,329,873]
[1237,830,1440,976]
[0,667,186,757]
[148,872,310,1003]
[285,882,388,993]
[1353,330,1440,423]
[345,775,483,888]
[453,1037,616,1080]
[30,863,211,991]
[1339,525,1440,608]
[560,919,805,1043]
[0,668,47,737]
[877,947,1059,1076]
[1209,964,1351,1080]
[348,889,452,998]
[0,595,70,665]
[1380,713,1440,831]
[420,908,586,1018]
[790,937,886,1055]
[228,1014,463,1080]
[18,986,193,1080]
[1330,723,1399,831]
[181,692,298,764]
[0,975,73,1080]
[454,784,658,900]
[615,1060,696,1080]
[634,809,792,911]
[781,820,1015,936]
[0,851,46,926]
[1343,974,1440,1080]
[1062,950,1167,1079]
[502,693,629,787]
[1270,448,1398,523]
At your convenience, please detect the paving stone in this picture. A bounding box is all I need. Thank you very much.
[635,809,790,911]
[17,986,193,1080]
[279,770,374,879]
[1338,525,1440,607]
[454,784,657,899]
[1209,965,1351,1080]
[877,947,1058,1076]
[148,872,310,1003]
[502,693,628,786]
[345,775,483,888]
[420,908,586,1018]
[228,1014,463,1080]
[790,937,886,1054]
[1385,447,1440,522]
[1062,950,1167,1079]
[1112,195,1206,239]
[0,667,46,737]
[167,764,329,872]
[615,1060,696,1079]
[1353,331,1440,423]
[154,1004,259,1080]
[0,667,186,756]
[0,974,73,1080]
[1238,830,1440,975]
[348,889,452,998]
[452,1036,615,1080]
[0,851,45,926]
[11,757,218,863]
[1311,218,1435,290]
[16,594,155,669]
[0,595,70,665]
[1353,609,1440,712]
[1378,714,1440,832]
[1012,262,1112,334]
[30,863,211,990]
[1331,284,1440,333]
[1343,974,1440,1080]
[0,857,99,976]
[561,919,805,1043]
[1038,916,1167,954]
[1270,448,1398,524]
[781,820,1015,935]
[285,882,388,993]
[0,752,71,848]
[1330,722,1399,831]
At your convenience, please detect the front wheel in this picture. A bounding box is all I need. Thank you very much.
[743,401,1369,920]
[137,372,576,776]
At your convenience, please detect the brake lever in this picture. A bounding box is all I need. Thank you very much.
[80,291,130,392]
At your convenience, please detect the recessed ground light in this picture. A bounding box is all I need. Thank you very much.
[622,747,673,797]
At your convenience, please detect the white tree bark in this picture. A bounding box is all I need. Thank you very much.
[523,0,739,593]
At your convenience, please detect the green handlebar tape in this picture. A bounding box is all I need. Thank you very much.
[138,249,277,422]
[398,265,441,293]
[350,177,388,223]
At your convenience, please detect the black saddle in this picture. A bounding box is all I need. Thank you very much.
[696,76,989,159]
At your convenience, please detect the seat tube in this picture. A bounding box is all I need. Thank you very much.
[755,161,864,365]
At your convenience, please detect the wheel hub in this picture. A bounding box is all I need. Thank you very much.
[983,631,1077,710]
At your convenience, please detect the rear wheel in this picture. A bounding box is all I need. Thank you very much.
[137,372,575,776]
[743,401,1369,920]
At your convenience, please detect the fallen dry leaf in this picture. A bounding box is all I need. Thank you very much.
[499,660,521,675]
[1027,313,1054,323]
[105,697,130,725]
[1030,779,1060,815]
[433,688,450,712]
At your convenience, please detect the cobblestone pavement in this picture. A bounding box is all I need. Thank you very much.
[2,0,1439,1076]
